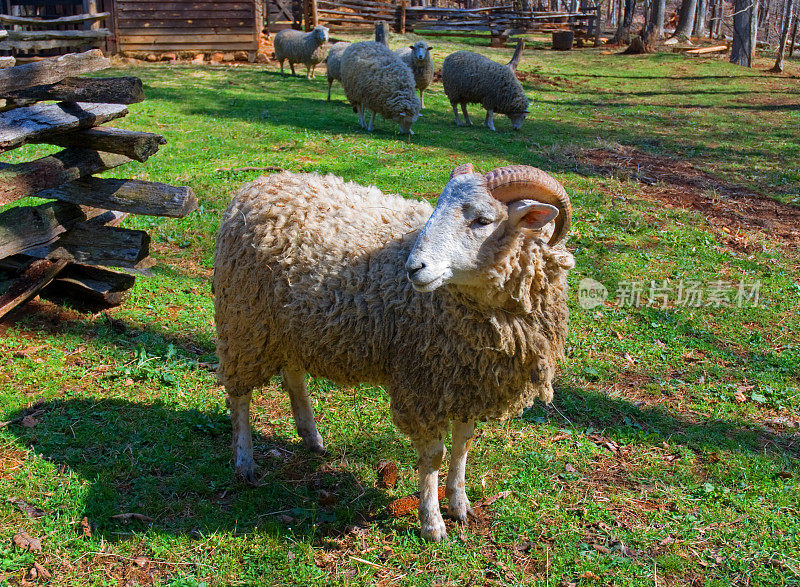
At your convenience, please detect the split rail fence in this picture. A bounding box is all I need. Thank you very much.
[0,49,197,319]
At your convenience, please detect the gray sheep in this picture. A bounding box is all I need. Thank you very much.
[340,41,420,134]
[325,41,350,101]
[441,39,530,131]
[274,26,329,79]
[395,40,434,109]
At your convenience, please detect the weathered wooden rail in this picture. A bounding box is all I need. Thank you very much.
[0,49,197,318]
[0,11,110,54]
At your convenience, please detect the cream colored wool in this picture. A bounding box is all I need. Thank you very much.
[214,172,573,442]
[339,41,420,133]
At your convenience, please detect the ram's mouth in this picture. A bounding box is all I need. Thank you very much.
[410,274,445,292]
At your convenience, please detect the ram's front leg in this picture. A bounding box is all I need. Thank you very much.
[413,434,447,542]
[446,420,475,523]
[484,109,496,131]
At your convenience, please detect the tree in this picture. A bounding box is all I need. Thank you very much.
[730,0,759,66]
[771,0,795,71]
[674,0,699,38]
[693,0,708,35]
[612,0,638,43]
[642,0,667,45]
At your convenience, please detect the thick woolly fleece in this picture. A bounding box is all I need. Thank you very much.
[395,43,434,94]
[441,50,529,117]
[326,42,350,85]
[274,28,328,75]
[340,42,421,128]
[214,172,574,442]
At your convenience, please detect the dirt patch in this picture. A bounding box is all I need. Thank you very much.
[572,144,800,247]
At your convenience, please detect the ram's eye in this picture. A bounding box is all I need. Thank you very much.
[471,217,493,228]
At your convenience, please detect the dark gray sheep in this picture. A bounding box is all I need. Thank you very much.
[441,40,529,131]
[274,26,329,80]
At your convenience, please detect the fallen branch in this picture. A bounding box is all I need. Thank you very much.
[215,166,286,173]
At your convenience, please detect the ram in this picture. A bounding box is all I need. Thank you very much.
[274,26,329,80]
[214,164,574,541]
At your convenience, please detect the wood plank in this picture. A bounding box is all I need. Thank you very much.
[118,33,254,43]
[34,127,164,163]
[2,77,144,106]
[46,264,136,306]
[0,149,132,206]
[0,12,109,25]
[118,42,258,51]
[0,259,69,320]
[0,102,129,153]
[683,44,728,54]
[118,20,251,28]
[117,27,253,35]
[5,29,111,41]
[0,49,109,94]
[0,40,94,52]
[34,224,151,270]
[0,201,87,259]
[39,178,197,218]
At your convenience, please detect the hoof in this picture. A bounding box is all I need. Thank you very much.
[420,519,447,542]
[447,503,474,524]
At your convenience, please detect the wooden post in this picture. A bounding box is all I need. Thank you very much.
[306,0,318,30]
[401,0,407,34]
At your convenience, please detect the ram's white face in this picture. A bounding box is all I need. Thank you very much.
[405,174,559,292]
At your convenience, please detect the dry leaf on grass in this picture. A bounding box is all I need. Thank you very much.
[26,561,51,581]
[21,415,39,428]
[79,516,92,537]
[110,512,152,523]
[581,570,601,580]
[376,460,399,489]
[12,531,41,551]
[565,463,578,474]
[386,486,445,517]
[318,489,337,506]
[475,490,512,508]
[133,556,148,568]
[7,498,46,519]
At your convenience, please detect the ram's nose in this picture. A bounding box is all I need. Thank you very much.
[405,260,426,279]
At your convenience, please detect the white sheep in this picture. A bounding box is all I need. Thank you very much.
[395,40,434,108]
[214,164,574,542]
[325,41,350,101]
[442,39,530,131]
[339,41,420,134]
[274,26,329,79]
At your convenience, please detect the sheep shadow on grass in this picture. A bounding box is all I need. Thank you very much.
[4,397,394,542]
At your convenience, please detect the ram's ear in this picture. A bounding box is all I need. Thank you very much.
[409,45,415,49]
[507,200,559,230]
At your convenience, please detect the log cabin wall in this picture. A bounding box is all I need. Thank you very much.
[113,0,260,55]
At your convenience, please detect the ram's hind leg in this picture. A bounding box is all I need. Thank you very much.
[413,434,447,542]
[227,388,256,484]
[281,367,325,454]
[446,420,475,523]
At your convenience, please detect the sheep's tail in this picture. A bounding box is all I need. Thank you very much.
[507,39,525,73]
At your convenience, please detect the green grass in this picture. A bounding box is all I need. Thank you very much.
[1,36,799,585]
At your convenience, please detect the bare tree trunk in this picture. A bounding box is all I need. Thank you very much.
[612,0,638,42]
[771,0,794,70]
[731,0,759,66]
[674,0,699,38]
[642,0,666,44]
[790,14,799,56]
[712,0,726,36]
[693,0,708,34]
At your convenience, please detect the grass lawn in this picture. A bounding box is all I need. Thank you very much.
[1,35,799,585]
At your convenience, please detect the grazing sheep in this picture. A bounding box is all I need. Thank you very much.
[442,39,530,131]
[325,41,350,101]
[395,40,434,108]
[274,26,329,79]
[214,163,574,542]
[340,41,420,134]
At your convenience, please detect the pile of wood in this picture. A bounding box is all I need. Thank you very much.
[0,49,197,319]
[317,0,401,29]
[0,10,110,56]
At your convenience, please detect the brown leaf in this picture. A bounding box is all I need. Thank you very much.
[376,460,399,489]
[133,556,148,568]
[110,512,152,523]
[21,415,39,428]
[80,516,92,537]
[33,562,51,580]
[593,544,611,554]
[733,390,747,403]
[7,498,46,519]
[477,489,512,507]
[318,489,337,506]
[386,486,446,517]
[12,531,41,551]
[581,570,601,580]
[564,463,578,474]
[515,540,534,553]
[549,433,571,442]
[777,471,793,479]
[707,452,721,463]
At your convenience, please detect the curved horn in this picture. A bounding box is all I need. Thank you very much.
[450,163,475,178]
[484,165,571,246]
